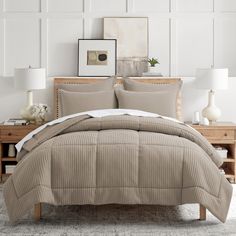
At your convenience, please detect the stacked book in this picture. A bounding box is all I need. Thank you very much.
[142,72,163,77]
[5,165,16,174]
[3,119,29,126]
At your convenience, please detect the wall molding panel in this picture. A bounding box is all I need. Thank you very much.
[214,0,236,13]
[0,0,236,77]
[3,0,41,13]
[175,18,214,76]
[4,18,41,76]
[46,0,83,13]
[214,18,236,76]
[175,0,214,13]
[47,18,83,76]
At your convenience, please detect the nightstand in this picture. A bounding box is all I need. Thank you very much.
[0,124,39,182]
[190,122,236,183]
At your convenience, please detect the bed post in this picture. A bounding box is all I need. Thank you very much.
[34,203,41,221]
[199,204,206,220]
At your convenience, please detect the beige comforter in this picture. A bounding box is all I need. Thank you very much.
[3,115,232,222]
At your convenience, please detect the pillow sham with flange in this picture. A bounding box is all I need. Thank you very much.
[115,88,177,118]
[57,77,116,117]
[123,77,182,92]
[59,76,116,92]
[123,78,182,120]
[60,89,117,116]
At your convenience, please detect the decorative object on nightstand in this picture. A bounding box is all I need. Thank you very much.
[195,68,228,124]
[190,122,236,183]
[0,124,40,182]
[8,144,16,157]
[14,66,46,122]
[202,117,210,126]
[3,118,29,126]
[143,57,162,77]
[29,103,50,124]
[192,111,200,125]
[148,57,160,73]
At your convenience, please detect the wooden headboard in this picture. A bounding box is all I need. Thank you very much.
[54,77,182,119]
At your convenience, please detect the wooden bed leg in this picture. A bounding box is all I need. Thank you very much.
[34,203,41,221]
[199,204,206,221]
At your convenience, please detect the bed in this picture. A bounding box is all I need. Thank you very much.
[3,77,232,223]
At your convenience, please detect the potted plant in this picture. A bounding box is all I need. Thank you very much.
[147,57,160,73]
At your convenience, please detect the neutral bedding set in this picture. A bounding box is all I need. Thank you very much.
[3,78,232,223]
[3,110,232,222]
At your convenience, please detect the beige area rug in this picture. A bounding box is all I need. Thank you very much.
[0,184,235,236]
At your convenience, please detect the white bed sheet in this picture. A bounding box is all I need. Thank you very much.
[15,109,184,152]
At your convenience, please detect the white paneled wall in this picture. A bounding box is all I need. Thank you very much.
[0,0,236,122]
[4,19,41,76]
[1,0,236,77]
[48,19,83,75]
[175,19,213,76]
[175,0,213,12]
[214,19,236,75]
[47,0,83,13]
[133,0,169,12]
[3,0,41,12]
[215,0,236,12]
[91,0,127,12]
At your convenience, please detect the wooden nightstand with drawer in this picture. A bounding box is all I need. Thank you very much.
[190,122,236,183]
[0,124,39,182]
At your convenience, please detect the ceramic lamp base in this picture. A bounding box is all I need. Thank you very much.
[20,90,35,121]
[20,106,35,121]
[202,90,221,124]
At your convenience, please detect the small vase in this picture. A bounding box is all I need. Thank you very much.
[148,66,161,74]
[8,144,16,157]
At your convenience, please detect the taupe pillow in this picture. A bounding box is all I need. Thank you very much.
[123,77,182,92]
[115,88,177,118]
[57,77,116,117]
[59,77,116,92]
[60,89,117,116]
[123,78,182,120]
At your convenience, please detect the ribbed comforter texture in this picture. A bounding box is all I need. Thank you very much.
[3,115,232,222]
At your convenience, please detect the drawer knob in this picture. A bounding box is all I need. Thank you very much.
[224,133,227,137]
[8,132,12,136]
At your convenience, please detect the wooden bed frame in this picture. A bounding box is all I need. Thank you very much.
[34,76,206,221]
[34,203,206,221]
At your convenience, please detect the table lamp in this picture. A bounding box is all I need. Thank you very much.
[14,67,46,120]
[195,68,228,124]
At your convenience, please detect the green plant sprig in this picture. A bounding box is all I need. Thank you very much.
[148,58,160,67]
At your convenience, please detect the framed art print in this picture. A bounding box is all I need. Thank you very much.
[103,17,148,76]
[78,39,117,76]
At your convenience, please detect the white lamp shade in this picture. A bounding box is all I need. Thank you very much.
[14,67,46,90]
[195,68,228,90]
